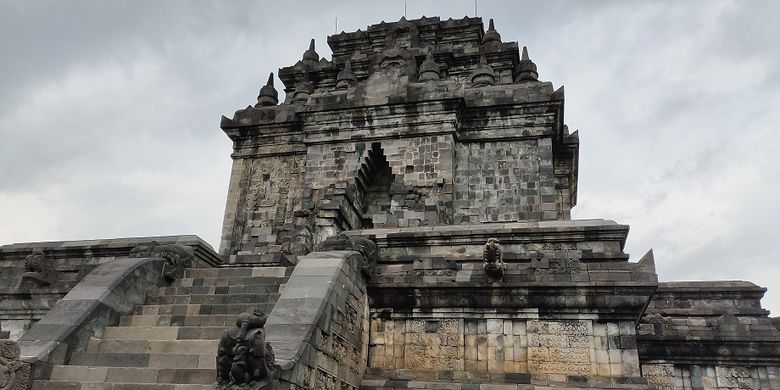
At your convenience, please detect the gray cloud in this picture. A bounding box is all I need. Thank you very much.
[1,1,778,313]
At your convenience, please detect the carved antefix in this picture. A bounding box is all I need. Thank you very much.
[129,241,194,281]
[215,310,277,390]
[19,248,57,288]
[317,233,378,277]
[0,340,31,390]
[483,238,506,278]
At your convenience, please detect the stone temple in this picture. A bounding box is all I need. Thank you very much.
[1,16,778,390]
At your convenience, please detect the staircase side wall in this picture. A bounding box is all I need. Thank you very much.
[18,256,168,381]
[265,250,369,390]
[0,235,219,341]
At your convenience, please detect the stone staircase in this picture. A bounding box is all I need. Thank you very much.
[32,266,292,390]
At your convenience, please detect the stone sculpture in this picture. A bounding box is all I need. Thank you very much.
[215,310,276,390]
[317,233,379,277]
[483,238,506,277]
[0,339,31,390]
[20,248,57,287]
[128,241,194,281]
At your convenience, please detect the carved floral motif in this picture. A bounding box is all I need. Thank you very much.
[0,340,30,390]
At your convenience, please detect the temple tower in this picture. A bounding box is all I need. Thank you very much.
[219,16,577,264]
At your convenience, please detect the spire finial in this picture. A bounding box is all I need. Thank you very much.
[419,50,442,82]
[336,60,357,89]
[471,53,496,87]
[515,46,538,83]
[481,18,501,45]
[256,72,279,107]
[293,70,314,103]
[302,38,320,66]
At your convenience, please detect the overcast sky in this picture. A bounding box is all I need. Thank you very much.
[1,1,778,313]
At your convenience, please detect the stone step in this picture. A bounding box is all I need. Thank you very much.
[184,266,290,279]
[132,302,271,316]
[145,292,279,305]
[44,365,215,385]
[155,283,283,296]
[71,351,216,369]
[102,326,226,341]
[86,337,219,355]
[33,381,212,390]
[119,314,239,327]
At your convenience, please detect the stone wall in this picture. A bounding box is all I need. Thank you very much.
[641,364,780,390]
[0,235,219,341]
[638,282,780,389]
[354,220,656,387]
[454,139,555,222]
[219,153,307,262]
[369,315,642,381]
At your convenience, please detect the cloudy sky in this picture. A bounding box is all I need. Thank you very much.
[1,1,778,313]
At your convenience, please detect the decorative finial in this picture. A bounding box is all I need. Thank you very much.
[515,46,538,83]
[418,50,442,82]
[256,72,278,107]
[336,61,357,89]
[293,71,314,104]
[482,18,501,45]
[471,53,496,87]
[302,38,319,66]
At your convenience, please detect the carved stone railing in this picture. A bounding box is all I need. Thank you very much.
[16,244,196,381]
[215,236,375,389]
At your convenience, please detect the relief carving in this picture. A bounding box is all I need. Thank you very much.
[215,310,277,390]
[129,241,194,281]
[642,364,675,390]
[715,366,755,389]
[0,340,30,390]
[20,249,57,287]
[527,321,592,375]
